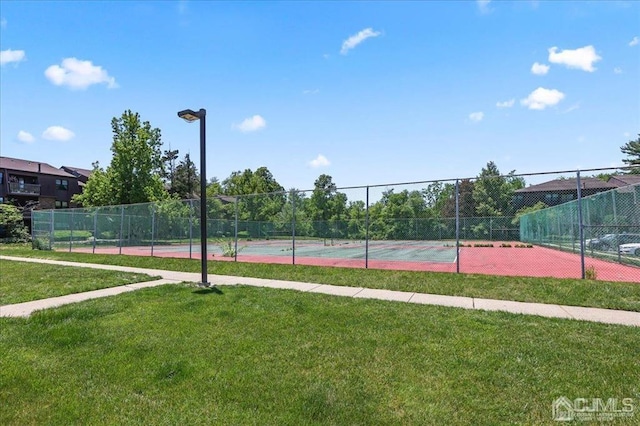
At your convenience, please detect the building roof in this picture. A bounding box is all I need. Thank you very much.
[61,165,93,179]
[608,174,640,186]
[0,156,75,178]
[515,177,618,193]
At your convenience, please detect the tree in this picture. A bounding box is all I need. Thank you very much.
[73,162,112,207]
[221,167,285,222]
[306,174,350,238]
[441,179,474,218]
[307,174,337,223]
[74,110,169,206]
[511,201,548,226]
[620,133,640,174]
[0,204,30,242]
[173,153,200,199]
[162,148,180,192]
[472,162,525,217]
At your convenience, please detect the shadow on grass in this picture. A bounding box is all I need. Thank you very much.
[193,286,224,295]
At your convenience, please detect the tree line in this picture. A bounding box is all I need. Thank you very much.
[71,111,640,240]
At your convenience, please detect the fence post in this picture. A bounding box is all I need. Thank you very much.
[49,209,54,250]
[489,217,493,241]
[151,208,156,257]
[234,197,239,262]
[119,206,124,255]
[612,189,617,224]
[576,171,586,279]
[69,209,74,252]
[189,200,193,260]
[455,179,460,274]
[92,210,97,254]
[292,191,296,265]
[365,186,370,269]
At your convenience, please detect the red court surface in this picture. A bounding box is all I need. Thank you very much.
[70,243,640,283]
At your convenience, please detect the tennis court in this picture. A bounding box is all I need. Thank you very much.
[151,239,456,262]
[70,239,640,283]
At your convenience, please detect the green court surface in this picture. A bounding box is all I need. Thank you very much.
[199,239,458,263]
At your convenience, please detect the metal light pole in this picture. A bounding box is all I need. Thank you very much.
[177,108,209,287]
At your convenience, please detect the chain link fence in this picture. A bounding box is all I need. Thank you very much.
[32,168,640,282]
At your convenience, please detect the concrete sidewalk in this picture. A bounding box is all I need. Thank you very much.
[1,255,639,327]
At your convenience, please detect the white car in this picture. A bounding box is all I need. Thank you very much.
[619,243,640,256]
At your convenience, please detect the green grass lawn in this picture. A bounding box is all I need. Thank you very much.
[0,259,156,305]
[1,284,639,425]
[2,244,640,312]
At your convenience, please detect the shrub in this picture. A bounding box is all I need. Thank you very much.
[32,237,51,250]
[0,204,30,243]
[585,265,598,280]
[216,239,245,257]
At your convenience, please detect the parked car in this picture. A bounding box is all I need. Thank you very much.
[586,234,615,250]
[586,233,640,251]
[619,243,640,256]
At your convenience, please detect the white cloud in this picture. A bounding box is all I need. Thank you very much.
[44,57,118,89]
[614,67,623,74]
[303,89,319,95]
[42,126,75,141]
[17,131,35,143]
[496,99,515,108]
[234,115,266,133]
[1,18,7,29]
[520,87,565,110]
[547,45,601,72]
[629,36,639,47]
[477,0,492,13]
[340,28,381,55]
[469,112,484,122]
[0,49,26,66]
[531,62,550,75]
[624,132,631,138]
[309,154,330,168]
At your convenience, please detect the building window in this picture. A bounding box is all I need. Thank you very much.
[544,193,560,203]
[56,179,69,190]
[0,172,3,184]
[560,194,575,203]
[0,197,4,204]
[55,200,69,209]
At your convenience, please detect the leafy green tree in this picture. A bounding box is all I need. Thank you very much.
[367,189,433,239]
[473,162,525,217]
[620,133,640,173]
[511,201,548,226]
[74,110,169,206]
[441,179,474,218]
[273,190,313,235]
[173,153,200,199]
[346,200,366,239]
[73,162,112,207]
[222,167,285,222]
[162,148,180,193]
[0,204,30,242]
[306,174,349,238]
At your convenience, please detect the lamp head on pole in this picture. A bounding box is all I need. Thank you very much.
[177,109,205,123]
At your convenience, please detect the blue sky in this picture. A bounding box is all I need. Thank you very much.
[1,1,639,191]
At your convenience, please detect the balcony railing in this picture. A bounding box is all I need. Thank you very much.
[8,182,41,195]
